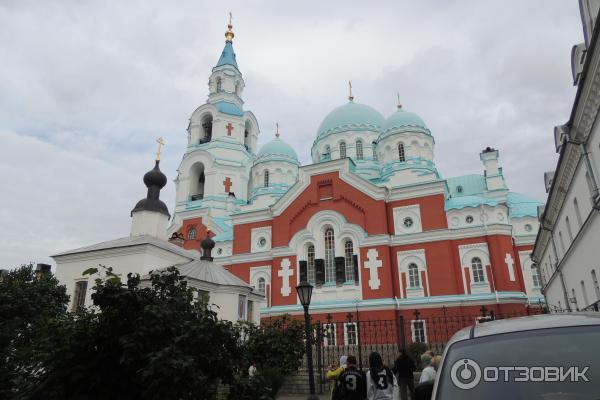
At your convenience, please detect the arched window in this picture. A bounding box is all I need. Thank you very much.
[264,170,269,188]
[257,277,266,294]
[307,244,316,285]
[408,263,420,288]
[531,265,542,287]
[344,240,354,281]
[190,162,205,200]
[201,114,213,143]
[471,257,485,283]
[187,227,197,240]
[216,77,222,92]
[398,143,405,162]
[356,140,363,160]
[235,81,240,95]
[324,228,335,283]
[592,270,600,301]
[323,145,331,161]
[566,216,574,242]
[372,142,377,160]
[574,198,583,228]
[559,231,566,254]
[581,280,590,306]
[339,142,346,158]
[456,185,463,194]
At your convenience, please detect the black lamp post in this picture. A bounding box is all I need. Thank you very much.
[297,281,319,400]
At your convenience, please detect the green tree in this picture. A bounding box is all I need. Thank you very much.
[0,264,69,399]
[30,266,241,400]
[232,315,305,398]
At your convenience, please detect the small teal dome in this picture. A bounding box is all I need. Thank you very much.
[317,101,385,139]
[382,108,428,133]
[257,136,299,161]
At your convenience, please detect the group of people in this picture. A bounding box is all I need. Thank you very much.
[325,350,441,400]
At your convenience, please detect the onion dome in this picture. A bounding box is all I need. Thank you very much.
[131,160,170,218]
[381,106,430,138]
[200,231,216,261]
[316,100,385,140]
[256,135,299,163]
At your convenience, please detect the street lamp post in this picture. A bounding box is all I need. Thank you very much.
[296,281,319,400]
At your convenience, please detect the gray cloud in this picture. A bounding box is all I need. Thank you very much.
[0,0,582,267]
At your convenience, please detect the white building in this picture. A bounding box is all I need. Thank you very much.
[533,0,600,312]
[52,157,264,323]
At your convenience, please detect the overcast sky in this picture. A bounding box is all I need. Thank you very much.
[0,1,583,268]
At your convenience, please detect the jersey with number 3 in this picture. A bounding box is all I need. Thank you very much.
[366,368,399,400]
[337,368,367,400]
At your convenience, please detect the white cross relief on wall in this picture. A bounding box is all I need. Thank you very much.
[364,248,383,290]
[505,253,516,282]
[278,258,293,297]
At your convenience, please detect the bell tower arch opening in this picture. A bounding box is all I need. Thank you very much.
[200,114,213,144]
[189,162,206,201]
[244,120,253,151]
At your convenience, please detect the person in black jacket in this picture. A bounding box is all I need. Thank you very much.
[336,355,367,400]
[392,349,416,400]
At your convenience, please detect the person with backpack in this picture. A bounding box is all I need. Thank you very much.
[335,355,366,400]
[366,352,399,400]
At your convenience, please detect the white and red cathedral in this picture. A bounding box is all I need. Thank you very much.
[168,22,544,321]
[54,21,544,335]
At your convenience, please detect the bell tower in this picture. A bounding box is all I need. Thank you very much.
[170,15,260,240]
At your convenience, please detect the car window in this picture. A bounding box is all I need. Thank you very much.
[436,325,600,400]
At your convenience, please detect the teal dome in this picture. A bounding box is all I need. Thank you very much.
[317,101,385,139]
[257,136,298,161]
[382,108,428,133]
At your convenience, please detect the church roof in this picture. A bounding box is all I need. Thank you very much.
[215,41,239,70]
[316,100,385,140]
[257,136,299,162]
[381,108,429,135]
[214,100,243,116]
[51,235,198,259]
[173,259,252,288]
[507,192,541,218]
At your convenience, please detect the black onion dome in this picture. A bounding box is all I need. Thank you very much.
[200,233,216,261]
[143,160,168,188]
[131,160,171,218]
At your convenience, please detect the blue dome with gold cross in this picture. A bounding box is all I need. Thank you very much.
[316,100,385,140]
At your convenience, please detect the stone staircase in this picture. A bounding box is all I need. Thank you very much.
[278,369,331,396]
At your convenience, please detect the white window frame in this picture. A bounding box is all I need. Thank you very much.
[411,319,427,343]
[339,141,346,158]
[344,322,358,345]
[408,263,421,288]
[471,257,485,283]
[323,323,336,346]
[356,140,363,159]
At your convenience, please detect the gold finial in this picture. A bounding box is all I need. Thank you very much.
[276,122,280,138]
[348,81,354,101]
[397,92,402,109]
[225,12,234,42]
[155,137,165,161]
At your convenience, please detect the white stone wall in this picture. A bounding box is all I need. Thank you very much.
[312,130,380,163]
[54,246,193,311]
[131,211,169,240]
[377,131,435,164]
[446,205,509,230]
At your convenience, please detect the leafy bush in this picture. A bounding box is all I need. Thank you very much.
[407,341,429,370]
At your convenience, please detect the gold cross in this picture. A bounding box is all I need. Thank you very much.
[229,12,232,26]
[276,122,280,138]
[155,137,165,161]
[397,92,402,109]
[206,208,212,233]
[348,81,354,101]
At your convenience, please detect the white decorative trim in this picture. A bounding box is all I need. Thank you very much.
[277,258,293,297]
[458,242,491,294]
[397,249,428,299]
[251,227,272,253]
[393,204,423,235]
[343,322,359,345]
[364,248,383,290]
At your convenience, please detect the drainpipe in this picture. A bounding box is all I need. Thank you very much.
[559,272,572,312]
